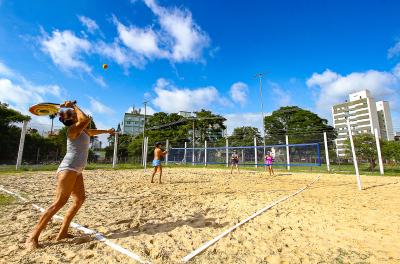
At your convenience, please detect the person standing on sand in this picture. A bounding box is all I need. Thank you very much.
[151,142,168,184]
[265,152,274,176]
[25,101,115,250]
[230,150,240,174]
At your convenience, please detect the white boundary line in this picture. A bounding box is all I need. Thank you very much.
[0,186,151,264]
[182,175,321,262]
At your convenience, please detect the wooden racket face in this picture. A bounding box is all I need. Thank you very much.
[29,103,59,116]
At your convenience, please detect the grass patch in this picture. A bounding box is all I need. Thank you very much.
[0,193,15,206]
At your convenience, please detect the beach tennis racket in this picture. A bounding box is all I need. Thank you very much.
[29,101,76,116]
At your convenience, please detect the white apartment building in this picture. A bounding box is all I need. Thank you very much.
[121,107,148,136]
[376,101,395,140]
[332,90,394,157]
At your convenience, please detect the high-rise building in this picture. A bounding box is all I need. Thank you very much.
[376,101,395,141]
[121,107,149,136]
[177,111,193,118]
[332,90,394,157]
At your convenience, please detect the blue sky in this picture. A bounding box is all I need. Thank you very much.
[1,0,400,139]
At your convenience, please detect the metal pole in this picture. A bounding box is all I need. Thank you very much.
[192,119,195,166]
[184,141,187,164]
[374,128,384,175]
[204,140,207,167]
[256,73,266,158]
[286,135,290,170]
[323,132,330,172]
[144,136,148,172]
[225,138,229,167]
[166,139,169,165]
[254,136,258,168]
[112,133,118,168]
[142,101,147,167]
[16,120,28,170]
[346,117,362,190]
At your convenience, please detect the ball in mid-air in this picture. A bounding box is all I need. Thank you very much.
[102,64,108,70]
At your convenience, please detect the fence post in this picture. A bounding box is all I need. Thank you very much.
[254,137,257,168]
[16,120,28,170]
[204,140,207,167]
[184,141,187,164]
[346,118,362,190]
[112,133,118,169]
[165,139,169,165]
[225,138,229,167]
[192,139,195,166]
[286,135,290,170]
[323,132,330,172]
[374,128,384,175]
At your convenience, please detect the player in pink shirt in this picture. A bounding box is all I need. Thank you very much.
[264,152,274,176]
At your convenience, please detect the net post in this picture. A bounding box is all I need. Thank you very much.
[286,135,290,170]
[16,120,28,170]
[165,139,169,165]
[225,138,229,167]
[254,137,257,168]
[112,133,118,169]
[323,132,330,172]
[204,140,207,167]
[346,117,362,190]
[374,128,384,175]
[184,141,187,165]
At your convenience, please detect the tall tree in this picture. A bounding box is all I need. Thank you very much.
[264,106,336,144]
[228,126,262,146]
[0,103,31,163]
[345,133,377,171]
[381,140,400,164]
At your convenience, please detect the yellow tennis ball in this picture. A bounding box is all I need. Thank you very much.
[102,64,108,70]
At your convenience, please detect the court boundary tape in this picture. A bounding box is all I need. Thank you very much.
[0,186,151,264]
[182,175,321,262]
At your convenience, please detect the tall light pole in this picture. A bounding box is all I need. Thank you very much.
[255,73,266,158]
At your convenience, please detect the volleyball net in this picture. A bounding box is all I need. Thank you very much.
[167,142,321,167]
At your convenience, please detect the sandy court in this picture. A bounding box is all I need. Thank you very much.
[0,167,399,263]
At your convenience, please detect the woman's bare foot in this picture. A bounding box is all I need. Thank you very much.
[55,233,75,241]
[25,237,39,250]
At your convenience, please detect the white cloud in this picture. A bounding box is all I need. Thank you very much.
[143,0,210,62]
[224,112,267,135]
[0,61,15,77]
[95,41,145,70]
[388,41,400,59]
[88,96,114,114]
[270,82,291,107]
[230,82,248,106]
[78,16,100,34]
[115,19,165,59]
[306,67,400,125]
[0,61,63,110]
[151,78,222,113]
[40,29,92,72]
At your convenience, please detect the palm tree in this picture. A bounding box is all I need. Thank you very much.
[49,114,56,135]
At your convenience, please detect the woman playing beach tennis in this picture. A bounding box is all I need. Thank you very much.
[230,150,240,174]
[265,152,274,176]
[25,100,114,250]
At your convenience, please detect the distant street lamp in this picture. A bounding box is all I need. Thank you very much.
[255,73,267,158]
